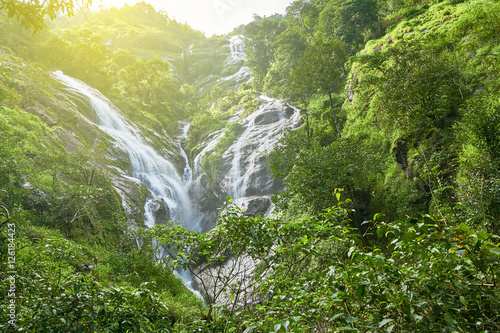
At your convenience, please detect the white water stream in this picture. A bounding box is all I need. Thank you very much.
[220,35,251,84]
[52,35,302,300]
[54,71,202,293]
[228,35,247,62]
[226,96,302,205]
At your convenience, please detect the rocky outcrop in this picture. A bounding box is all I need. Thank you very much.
[148,197,171,225]
[241,196,272,217]
[191,96,303,230]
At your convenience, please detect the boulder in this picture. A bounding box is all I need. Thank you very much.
[242,197,272,217]
[149,197,171,225]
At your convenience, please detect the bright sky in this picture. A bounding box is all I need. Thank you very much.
[95,0,293,36]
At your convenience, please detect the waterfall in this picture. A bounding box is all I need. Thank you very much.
[226,96,302,206]
[54,71,201,230]
[228,35,247,62]
[177,122,192,187]
[220,35,251,84]
[53,68,303,300]
[54,70,204,294]
[190,94,303,221]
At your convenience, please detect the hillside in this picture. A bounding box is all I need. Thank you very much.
[1,0,500,332]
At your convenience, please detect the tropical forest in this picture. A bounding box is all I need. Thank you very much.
[0,0,499,331]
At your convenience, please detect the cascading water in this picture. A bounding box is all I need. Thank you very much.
[226,96,302,206]
[228,35,247,62]
[53,70,202,293]
[190,94,303,225]
[52,34,304,300]
[54,71,201,230]
[177,122,193,187]
[220,35,251,84]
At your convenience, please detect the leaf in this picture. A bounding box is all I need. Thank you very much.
[348,246,357,258]
[346,315,358,323]
[477,230,489,240]
[356,285,366,299]
[444,313,457,327]
[458,223,470,233]
[340,327,358,332]
[437,185,454,193]
[486,246,500,257]
[330,312,345,321]
[274,324,282,332]
[378,318,394,328]
[243,326,257,333]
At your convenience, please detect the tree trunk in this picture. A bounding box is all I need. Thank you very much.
[329,93,342,142]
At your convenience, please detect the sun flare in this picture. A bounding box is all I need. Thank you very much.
[95,0,291,36]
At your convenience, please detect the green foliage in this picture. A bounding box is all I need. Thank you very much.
[0,0,92,33]
[244,14,287,89]
[365,42,468,141]
[456,94,500,233]
[269,130,381,220]
[2,0,500,331]
[0,2,206,136]
[0,101,202,331]
[201,121,245,184]
[320,0,380,51]
[0,222,201,332]
[144,196,500,332]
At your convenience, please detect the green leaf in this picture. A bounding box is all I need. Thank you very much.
[458,223,470,233]
[340,327,358,332]
[378,318,394,328]
[243,326,257,333]
[330,312,345,321]
[356,285,366,299]
[444,313,457,327]
[437,185,454,193]
[486,246,500,257]
[477,230,489,240]
[346,315,358,323]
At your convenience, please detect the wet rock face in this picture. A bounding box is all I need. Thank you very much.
[149,197,171,225]
[254,110,281,126]
[241,197,272,217]
[191,96,303,230]
[189,173,223,232]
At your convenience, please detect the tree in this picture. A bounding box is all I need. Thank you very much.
[269,131,381,220]
[286,38,349,140]
[322,0,379,51]
[0,0,93,33]
[244,14,287,89]
[371,43,467,141]
[143,203,277,323]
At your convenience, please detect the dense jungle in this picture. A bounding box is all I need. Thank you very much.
[0,0,499,331]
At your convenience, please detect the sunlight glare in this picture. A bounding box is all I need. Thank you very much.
[95,0,292,36]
